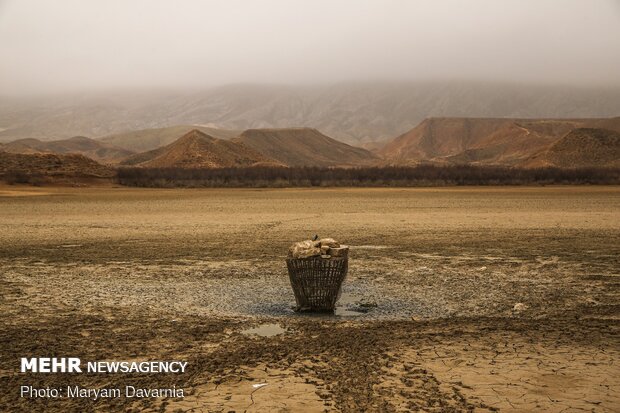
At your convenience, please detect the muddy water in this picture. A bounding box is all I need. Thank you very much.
[241,323,287,337]
[214,274,412,320]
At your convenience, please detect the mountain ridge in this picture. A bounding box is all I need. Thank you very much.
[98,125,241,152]
[2,82,620,145]
[521,128,620,168]
[377,116,620,166]
[0,136,133,164]
[121,129,278,168]
[233,127,379,167]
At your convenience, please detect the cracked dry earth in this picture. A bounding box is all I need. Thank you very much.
[0,185,619,412]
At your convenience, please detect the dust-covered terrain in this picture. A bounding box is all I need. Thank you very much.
[0,186,618,412]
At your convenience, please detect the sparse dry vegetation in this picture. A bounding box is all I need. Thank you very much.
[117,165,620,187]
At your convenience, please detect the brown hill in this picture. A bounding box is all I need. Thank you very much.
[121,129,277,168]
[521,128,620,168]
[378,117,620,166]
[0,151,115,182]
[233,128,379,167]
[98,125,241,153]
[1,136,133,164]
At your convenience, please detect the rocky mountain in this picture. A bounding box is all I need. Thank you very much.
[522,128,620,168]
[378,117,620,166]
[98,125,241,152]
[233,128,379,167]
[0,136,133,164]
[2,82,620,145]
[121,129,277,168]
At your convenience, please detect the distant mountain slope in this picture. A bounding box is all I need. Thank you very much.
[378,117,620,166]
[1,136,133,164]
[0,138,44,154]
[98,125,241,152]
[233,128,379,167]
[2,82,620,145]
[521,128,620,168]
[121,129,277,168]
[0,152,115,179]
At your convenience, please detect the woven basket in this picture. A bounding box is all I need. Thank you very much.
[286,255,348,312]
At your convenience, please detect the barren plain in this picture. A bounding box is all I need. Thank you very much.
[0,186,619,412]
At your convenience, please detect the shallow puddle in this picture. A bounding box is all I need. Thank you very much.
[241,323,287,337]
[334,307,368,317]
[333,291,372,317]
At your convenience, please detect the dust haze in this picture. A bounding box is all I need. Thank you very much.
[1,0,619,95]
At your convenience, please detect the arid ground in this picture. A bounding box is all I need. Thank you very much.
[0,186,618,412]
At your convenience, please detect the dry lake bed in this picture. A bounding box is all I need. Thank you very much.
[1,185,619,412]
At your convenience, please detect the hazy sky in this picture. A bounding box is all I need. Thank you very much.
[1,0,619,94]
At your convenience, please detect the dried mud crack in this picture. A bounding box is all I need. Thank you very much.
[1,186,619,412]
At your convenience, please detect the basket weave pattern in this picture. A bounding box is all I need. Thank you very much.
[286,256,348,312]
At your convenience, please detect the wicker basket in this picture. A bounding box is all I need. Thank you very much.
[286,255,348,312]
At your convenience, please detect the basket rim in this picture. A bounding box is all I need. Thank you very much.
[286,255,348,262]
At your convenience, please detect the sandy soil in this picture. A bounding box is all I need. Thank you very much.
[0,185,618,412]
